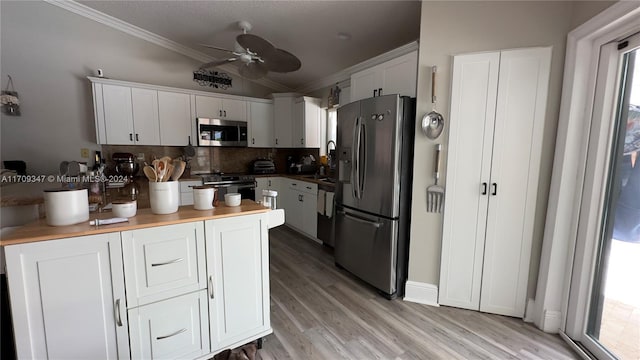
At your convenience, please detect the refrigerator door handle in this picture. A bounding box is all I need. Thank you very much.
[360,121,367,198]
[338,210,381,228]
[352,116,361,199]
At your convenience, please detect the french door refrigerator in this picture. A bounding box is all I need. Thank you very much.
[335,94,415,299]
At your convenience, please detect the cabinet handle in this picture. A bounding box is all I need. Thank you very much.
[151,258,183,267]
[481,182,487,195]
[157,328,187,340]
[252,138,255,145]
[219,110,222,117]
[292,183,297,186]
[268,180,271,186]
[115,299,123,327]
[379,88,383,96]
[373,89,377,97]
[135,133,139,142]
[306,186,312,190]
[208,276,214,299]
[301,138,304,145]
[129,133,133,141]
[492,183,497,196]
[275,138,278,145]
[224,110,227,117]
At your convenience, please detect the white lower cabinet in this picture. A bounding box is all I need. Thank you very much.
[5,233,129,359]
[281,179,317,238]
[205,214,271,350]
[128,291,210,360]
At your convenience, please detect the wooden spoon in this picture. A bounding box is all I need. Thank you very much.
[143,165,157,182]
[171,160,186,181]
[164,164,174,182]
[156,160,166,182]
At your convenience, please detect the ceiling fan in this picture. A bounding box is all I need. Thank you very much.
[199,21,301,80]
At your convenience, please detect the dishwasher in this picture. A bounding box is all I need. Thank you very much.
[317,184,335,247]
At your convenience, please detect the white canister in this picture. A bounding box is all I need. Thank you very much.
[149,181,180,214]
[193,186,216,210]
[44,188,89,226]
[112,200,137,218]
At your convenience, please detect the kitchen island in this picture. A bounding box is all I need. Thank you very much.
[2,200,281,359]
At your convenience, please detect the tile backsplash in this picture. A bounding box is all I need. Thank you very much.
[102,145,319,175]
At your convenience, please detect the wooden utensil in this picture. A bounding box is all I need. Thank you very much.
[164,164,174,182]
[171,159,186,181]
[143,165,157,182]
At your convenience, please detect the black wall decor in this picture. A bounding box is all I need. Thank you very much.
[193,69,232,90]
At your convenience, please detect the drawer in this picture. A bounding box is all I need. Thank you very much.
[180,192,194,206]
[128,291,210,360]
[180,180,202,193]
[289,180,317,195]
[122,222,206,307]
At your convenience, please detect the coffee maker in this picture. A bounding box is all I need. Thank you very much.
[112,153,139,179]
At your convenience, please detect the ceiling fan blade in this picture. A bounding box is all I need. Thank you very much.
[236,34,276,56]
[238,62,268,80]
[262,48,302,73]
[200,58,237,69]
[199,44,236,54]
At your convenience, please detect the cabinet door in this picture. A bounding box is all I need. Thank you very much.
[350,67,380,102]
[255,177,271,201]
[159,91,192,146]
[273,96,294,147]
[195,95,223,118]
[222,98,247,121]
[303,99,321,148]
[128,291,210,360]
[122,222,206,308]
[479,47,551,317]
[131,88,161,145]
[248,101,274,147]
[301,192,318,238]
[205,214,270,350]
[439,52,500,311]
[379,51,418,98]
[102,84,135,145]
[292,99,305,147]
[5,233,129,359]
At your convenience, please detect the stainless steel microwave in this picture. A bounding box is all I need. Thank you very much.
[197,118,248,147]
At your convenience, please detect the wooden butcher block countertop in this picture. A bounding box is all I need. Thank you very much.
[0,200,268,246]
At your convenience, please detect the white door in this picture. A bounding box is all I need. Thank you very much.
[122,222,206,307]
[222,98,247,120]
[350,67,380,102]
[480,47,551,317]
[102,84,135,144]
[248,101,274,147]
[205,214,270,350]
[159,91,192,146]
[195,95,223,118]
[439,51,500,311]
[128,291,210,360]
[379,51,418,98]
[131,87,161,145]
[5,233,129,359]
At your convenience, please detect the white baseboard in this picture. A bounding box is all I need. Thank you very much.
[540,310,562,333]
[403,281,439,307]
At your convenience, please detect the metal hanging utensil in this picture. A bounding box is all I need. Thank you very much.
[426,144,445,213]
[421,66,444,139]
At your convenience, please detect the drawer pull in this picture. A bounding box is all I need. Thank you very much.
[156,328,187,340]
[151,258,184,267]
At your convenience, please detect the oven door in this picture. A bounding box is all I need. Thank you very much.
[197,118,248,147]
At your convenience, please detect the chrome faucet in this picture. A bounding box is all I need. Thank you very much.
[326,140,336,155]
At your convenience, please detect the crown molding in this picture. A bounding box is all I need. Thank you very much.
[44,0,292,92]
[295,41,419,93]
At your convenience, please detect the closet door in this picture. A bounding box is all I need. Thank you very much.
[480,47,551,317]
[439,52,500,310]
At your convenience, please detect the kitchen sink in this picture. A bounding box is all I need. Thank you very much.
[300,174,335,183]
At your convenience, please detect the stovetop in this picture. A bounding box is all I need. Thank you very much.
[199,172,255,184]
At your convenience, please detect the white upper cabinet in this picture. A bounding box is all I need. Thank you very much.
[195,95,247,121]
[101,84,135,145]
[350,51,418,102]
[273,94,295,148]
[158,91,192,146]
[248,101,274,148]
[293,97,322,148]
[131,88,161,145]
[439,47,551,318]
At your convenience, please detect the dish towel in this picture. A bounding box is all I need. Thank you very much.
[325,192,335,218]
[317,190,326,214]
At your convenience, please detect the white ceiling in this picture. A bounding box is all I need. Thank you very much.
[76,0,421,91]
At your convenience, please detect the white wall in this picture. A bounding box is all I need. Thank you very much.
[0,1,275,175]
[407,1,613,300]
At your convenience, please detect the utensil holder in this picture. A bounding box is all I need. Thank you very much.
[149,181,179,214]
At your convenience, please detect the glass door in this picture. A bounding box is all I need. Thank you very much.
[580,34,640,360]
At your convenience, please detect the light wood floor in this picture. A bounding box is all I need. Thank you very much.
[257,226,579,360]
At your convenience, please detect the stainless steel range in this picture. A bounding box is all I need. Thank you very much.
[199,173,257,201]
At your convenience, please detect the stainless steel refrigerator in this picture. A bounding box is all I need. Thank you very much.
[334,94,415,299]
